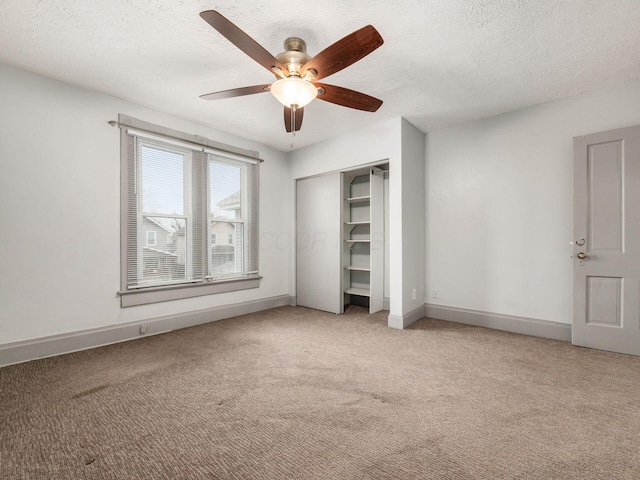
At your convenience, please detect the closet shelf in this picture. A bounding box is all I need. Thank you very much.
[345,195,370,203]
[342,168,383,313]
[345,287,371,297]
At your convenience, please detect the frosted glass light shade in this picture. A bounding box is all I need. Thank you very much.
[270,77,318,108]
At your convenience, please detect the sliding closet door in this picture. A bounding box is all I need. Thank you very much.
[296,173,342,313]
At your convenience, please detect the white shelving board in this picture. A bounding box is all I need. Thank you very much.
[345,287,371,297]
[342,168,384,313]
[346,195,371,202]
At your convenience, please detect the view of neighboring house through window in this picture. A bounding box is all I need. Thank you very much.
[138,142,188,286]
[122,126,259,297]
[209,157,246,276]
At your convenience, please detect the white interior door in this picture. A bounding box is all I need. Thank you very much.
[296,173,342,314]
[573,125,640,356]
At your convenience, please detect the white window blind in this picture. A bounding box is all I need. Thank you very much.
[122,125,259,294]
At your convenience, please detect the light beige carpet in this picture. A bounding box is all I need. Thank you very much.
[1,305,639,479]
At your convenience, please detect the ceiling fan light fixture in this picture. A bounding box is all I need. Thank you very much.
[199,11,384,134]
[270,77,318,109]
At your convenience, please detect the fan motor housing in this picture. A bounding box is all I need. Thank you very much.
[276,37,311,76]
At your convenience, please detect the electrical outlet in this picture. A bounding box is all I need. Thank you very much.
[412,288,417,300]
[433,289,439,299]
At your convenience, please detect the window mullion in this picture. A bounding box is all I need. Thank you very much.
[185,152,193,282]
[194,151,209,282]
[242,164,249,274]
[135,139,144,285]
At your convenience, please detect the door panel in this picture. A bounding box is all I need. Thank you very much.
[586,277,621,326]
[296,173,342,314]
[588,141,623,252]
[573,125,640,355]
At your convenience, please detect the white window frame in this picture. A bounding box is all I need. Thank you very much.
[118,115,261,307]
[146,230,157,246]
[136,139,191,289]
[207,156,249,279]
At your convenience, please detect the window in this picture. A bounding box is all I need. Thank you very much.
[146,230,157,246]
[119,116,260,307]
[143,256,159,274]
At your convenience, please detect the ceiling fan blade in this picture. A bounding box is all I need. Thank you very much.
[200,10,286,76]
[300,25,383,81]
[200,84,271,101]
[315,83,383,112]
[284,107,304,132]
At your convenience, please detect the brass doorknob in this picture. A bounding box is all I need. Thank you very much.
[577,252,587,259]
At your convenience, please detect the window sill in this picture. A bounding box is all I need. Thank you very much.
[118,275,262,307]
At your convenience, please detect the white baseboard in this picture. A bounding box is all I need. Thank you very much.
[388,305,425,330]
[3,297,570,368]
[383,297,390,311]
[424,303,571,342]
[288,295,297,306]
[0,294,290,368]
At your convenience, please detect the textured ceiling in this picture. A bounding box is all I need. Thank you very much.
[1,0,639,151]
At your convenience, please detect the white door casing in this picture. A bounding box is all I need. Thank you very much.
[573,125,640,356]
[369,170,384,313]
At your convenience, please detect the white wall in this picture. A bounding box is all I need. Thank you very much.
[289,118,406,318]
[400,119,426,314]
[288,118,401,180]
[425,78,640,324]
[10,59,633,343]
[288,118,427,325]
[383,172,390,300]
[0,62,291,345]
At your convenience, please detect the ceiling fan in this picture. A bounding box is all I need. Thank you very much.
[199,10,384,134]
